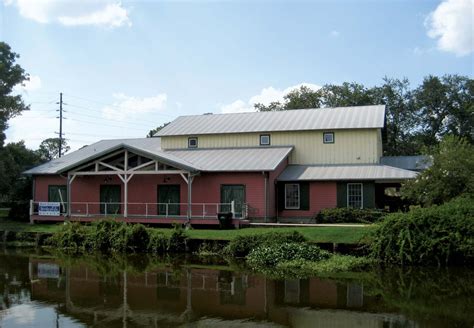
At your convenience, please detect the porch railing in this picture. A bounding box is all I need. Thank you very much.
[30,201,246,219]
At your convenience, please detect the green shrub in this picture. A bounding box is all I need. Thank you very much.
[316,207,386,224]
[168,224,187,252]
[148,231,169,253]
[370,197,474,265]
[47,222,88,251]
[224,231,306,258]
[247,242,330,268]
[125,224,149,252]
[86,219,125,252]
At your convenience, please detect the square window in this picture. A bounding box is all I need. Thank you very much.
[285,184,300,209]
[347,183,363,209]
[260,134,271,146]
[188,137,198,148]
[323,132,334,144]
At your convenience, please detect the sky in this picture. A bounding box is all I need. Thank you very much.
[1,0,473,151]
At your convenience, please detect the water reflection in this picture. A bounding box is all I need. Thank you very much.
[0,250,473,328]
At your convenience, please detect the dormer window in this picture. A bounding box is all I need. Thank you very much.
[260,134,271,146]
[188,137,198,148]
[323,132,334,144]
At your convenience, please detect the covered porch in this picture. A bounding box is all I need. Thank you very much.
[29,145,246,226]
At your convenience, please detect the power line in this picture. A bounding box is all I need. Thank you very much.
[64,104,153,128]
[67,117,147,131]
[63,93,176,118]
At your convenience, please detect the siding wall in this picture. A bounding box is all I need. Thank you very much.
[336,181,375,209]
[34,172,271,219]
[161,129,382,165]
[277,182,338,219]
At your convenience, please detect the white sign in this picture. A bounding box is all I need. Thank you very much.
[39,202,60,216]
[37,263,60,279]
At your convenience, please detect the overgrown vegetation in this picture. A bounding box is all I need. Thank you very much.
[315,207,386,224]
[401,136,474,206]
[370,197,474,266]
[47,220,188,254]
[223,231,370,277]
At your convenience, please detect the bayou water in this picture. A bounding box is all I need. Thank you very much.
[0,249,472,328]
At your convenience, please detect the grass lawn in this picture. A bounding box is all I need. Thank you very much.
[0,218,62,233]
[0,218,373,244]
[154,226,373,244]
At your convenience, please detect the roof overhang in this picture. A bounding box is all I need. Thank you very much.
[277,164,418,182]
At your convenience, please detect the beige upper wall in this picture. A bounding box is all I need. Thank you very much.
[161,129,383,165]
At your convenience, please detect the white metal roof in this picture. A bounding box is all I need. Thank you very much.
[380,155,431,171]
[277,164,417,181]
[24,138,293,175]
[156,105,385,136]
[23,138,198,175]
[166,146,293,172]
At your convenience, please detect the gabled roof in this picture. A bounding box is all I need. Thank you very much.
[24,138,293,175]
[277,164,417,181]
[156,105,385,136]
[23,138,198,175]
[166,146,293,172]
[380,155,431,171]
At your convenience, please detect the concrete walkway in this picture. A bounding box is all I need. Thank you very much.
[249,222,370,228]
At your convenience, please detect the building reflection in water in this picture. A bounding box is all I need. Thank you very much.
[25,258,417,328]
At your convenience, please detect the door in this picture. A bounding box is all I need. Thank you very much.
[100,185,121,215]
[48,185,68,214]
[221,185,245,218]
[158,185,180,216]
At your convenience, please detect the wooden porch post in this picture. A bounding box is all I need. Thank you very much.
[66,174,77,218]
[124,150,128,218]
[187,173,193,222]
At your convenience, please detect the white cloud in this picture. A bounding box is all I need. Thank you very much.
[5,0,131,28]
[14,75,42,92]
[330,30,340,37]
[220,83,321,114]
[102,93,168,121]
[425,0,474,56]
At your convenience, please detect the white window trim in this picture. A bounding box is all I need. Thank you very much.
[323,132,334,144]
[260,134,271,146]
[347,183,363,209]
[285,183,300,210]
[188,137,198,148]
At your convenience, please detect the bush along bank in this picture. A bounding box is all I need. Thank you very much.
[223,232,371,278]
[47,220,187,254]
[370,196,474,266]
[315,207,386,224]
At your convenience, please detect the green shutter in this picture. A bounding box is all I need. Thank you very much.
[363,182,375,208]
[277,182,285,211]
[300,183,310,210]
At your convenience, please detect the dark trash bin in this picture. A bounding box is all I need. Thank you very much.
[217,212,233,229]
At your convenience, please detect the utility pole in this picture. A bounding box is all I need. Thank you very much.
[56,92,64,158]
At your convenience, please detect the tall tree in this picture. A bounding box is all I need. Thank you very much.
[320,82,375,108]
[371,78,419,155]
[147,122,170,138]
[401,136,474,206]
[0,42,30,147]
[37,138,70,161]
[0,141,41,201]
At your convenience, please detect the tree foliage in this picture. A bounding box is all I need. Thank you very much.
[0,42,30,147]
[0,141,41,201]
[253,75,473,155]
[147,122,170,138]
[37,138,70,161]
[401,136,474,206]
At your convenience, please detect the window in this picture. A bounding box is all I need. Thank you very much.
[48,185,67,214]
[347,183,363,209]
[188,137,198,148]
[285,184,300,209]
[259,134,271,146]
[323,132,334,144]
